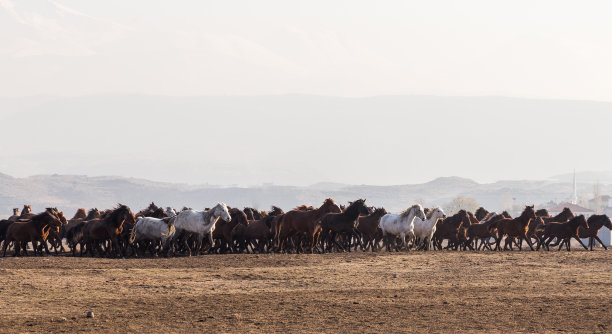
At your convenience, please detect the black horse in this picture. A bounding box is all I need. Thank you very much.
[318,199,370,252]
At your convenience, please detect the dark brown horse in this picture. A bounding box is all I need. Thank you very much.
[274,199,341,253]
[538,215,589,251]
[244,206,284,253]
[535,208,550,217]
[82,204,135,257]
[2,210,63,256]
[494,205,536,251]
[542,207,574,224]
[580,215,612,250]
[475,207,489,221]
[432,210,471,250]
[356,208,387,252]
[318,199,370,253]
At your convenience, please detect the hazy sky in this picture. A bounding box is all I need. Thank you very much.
[0,1,611,186]
[1,0,612,100]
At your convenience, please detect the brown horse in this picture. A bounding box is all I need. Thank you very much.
[244,206,284,253]
[2,210,63,256]
[475,207,489,221]
[137,202,161,218]
[71,208,87,221]
[466,214,500,250]
[274,199,341,253]
[356,208,387,252]
[494,205,536,251]
[82,204,135,257]
[535,208,550,217]
[432,210,471,250]
[538,215,589,251]
[580,215,612,250]
[542,207,574,223]
[18,205,34,220]
[212,208,249,253]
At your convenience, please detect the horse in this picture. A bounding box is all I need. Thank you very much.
[8,208,20,222]
[136,202,162,218]
[172,203,231,256]
[129,216,176,256]
[244,206,284,253]
[432,210,471,250]
[413,207,446,250]
[165,207,177,217]
[18,205,34,220]
[535,208,550,217]
[538,215,589,251]
[70,208,87,221]
[542,207,574,223]
[466,214,500,250]
[475,207,489,221]
[2,210,63,256]
[81,204,136,257]
[318,199,370,253]
[212,208,249,253]
[494,205,537,251]
[379,204,426,251]
[580,215,612,250]
[356,208,387,252]
[274,199,341,253]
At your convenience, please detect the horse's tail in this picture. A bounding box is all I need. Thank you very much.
[163,217,176,239]
[129,224,137,244]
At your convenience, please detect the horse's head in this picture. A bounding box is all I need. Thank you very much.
[22,205,32,214]
[322,198,342,214]
[269,206,284,216]
[430,207,446,220]
[12,208,19,215]
[523,205,536,220]
[115,204,136,226]
[212,202,231,222]
[230,208,249,225]
[350,199,370,216]
[602,215,612,230]
[561,207,575,220]
[414,204,427,221]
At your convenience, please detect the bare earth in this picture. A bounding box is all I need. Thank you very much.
[0,251,610,333]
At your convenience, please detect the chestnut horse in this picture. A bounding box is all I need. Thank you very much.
[494,205,536,251]
[82,204,136,257]
[580,215,612,250]
[432,210,471,250]
[274,199,341,253]
[2,210,63,256]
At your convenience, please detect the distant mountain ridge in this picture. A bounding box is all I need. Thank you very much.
[1,173,609,218]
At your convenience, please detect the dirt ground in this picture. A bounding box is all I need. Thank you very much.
[0,251,610,333]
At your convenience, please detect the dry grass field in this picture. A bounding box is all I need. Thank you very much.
[0,251,610,333]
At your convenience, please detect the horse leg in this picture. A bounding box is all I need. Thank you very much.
[593,236,607,250]
[574,236,588,250]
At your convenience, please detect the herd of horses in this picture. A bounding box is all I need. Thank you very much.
[0,199,610,257]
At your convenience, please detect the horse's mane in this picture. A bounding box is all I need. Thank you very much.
[229,208,249,225]
[72,208,87,220]
[294,204,314,211]
[400,204,423,218]
[269,206,284,216]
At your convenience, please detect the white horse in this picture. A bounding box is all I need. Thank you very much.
[165,207,177,217]
[379,204,426,251]
[172,203,231,255]
[413,207,446,250]
[130,216,176,255]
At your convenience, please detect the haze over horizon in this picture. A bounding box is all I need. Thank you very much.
[1,1,611,187]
